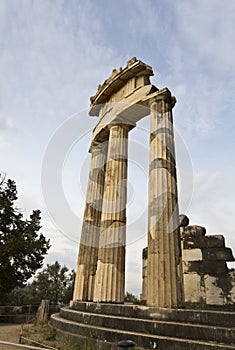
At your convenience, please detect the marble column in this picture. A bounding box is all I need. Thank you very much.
[73,141,108,301]
[93,124,130,303]
[147,88,184,308]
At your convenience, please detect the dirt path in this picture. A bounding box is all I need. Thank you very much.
[0,323,22,341]
[0,323,22,349]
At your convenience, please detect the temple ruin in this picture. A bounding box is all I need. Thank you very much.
[51,58,235,349]
[73,57,184,308]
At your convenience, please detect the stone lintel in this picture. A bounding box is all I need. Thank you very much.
[95,84,153,122]
[89,58,154,115]
[89,86,177,150]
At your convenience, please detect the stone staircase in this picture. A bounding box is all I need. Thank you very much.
[50,301,235,349]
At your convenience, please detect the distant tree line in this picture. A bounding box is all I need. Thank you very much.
[4,261,75,306]
[124,291,141,304]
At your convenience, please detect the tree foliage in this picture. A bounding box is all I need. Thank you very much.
[0,174,50,295]
[8,261,75,305]
[124,292,140,304]
[28,261,75,304]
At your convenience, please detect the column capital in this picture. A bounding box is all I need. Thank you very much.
[108,122,134,133]
[149,88,176,110]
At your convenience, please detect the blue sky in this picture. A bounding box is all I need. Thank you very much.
[1,0,235,295]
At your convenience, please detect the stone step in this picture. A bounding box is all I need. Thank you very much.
[56,329,144,350]
[60,307,235,345]
[71,301,235,327]
[50,313,235,350]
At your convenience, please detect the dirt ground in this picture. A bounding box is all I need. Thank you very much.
[0,323,74,350]
[0,323,22,349]
[0,323,58,350]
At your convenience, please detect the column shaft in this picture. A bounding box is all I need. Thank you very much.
[147,90,184,308]
[93,124,129,303]
[73,142,107,301]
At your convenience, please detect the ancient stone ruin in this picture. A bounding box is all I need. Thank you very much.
[141,215,235,307]
[51,58,235,349]
[73,57,184,308]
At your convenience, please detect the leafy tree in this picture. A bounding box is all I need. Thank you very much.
[5,262,75,305]
[28,261,75,304]
[0,174,50,296]
[124,291,140,304]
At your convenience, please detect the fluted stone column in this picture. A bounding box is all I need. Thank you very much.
[147,89,184,308]
[93,124,130,303]
[73,141,108,301]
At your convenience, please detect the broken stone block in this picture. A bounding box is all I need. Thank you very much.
[202,247,235,261]
[183,261,228,275]
[183,235,225,250]
[182,225,206,237]
[179,214,189,227]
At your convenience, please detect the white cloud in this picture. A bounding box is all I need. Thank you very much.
[0,113,12,131]
[129,0,161,36]
[187,170,235,255]
[150,0,235,137]
[0,113,15,149]
[0,0,116,125]
[173,0,235,72]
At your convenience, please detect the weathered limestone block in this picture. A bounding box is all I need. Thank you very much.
[184,274,205,304]
[227,270,235,304]
[209,271,235,305]
[182,249,203,262]
[204,275,225,306]
[202,247,234,261]
[183,261,228,275]
[183,234,225,250]
[184,272,235,306]
[182,225,206,237]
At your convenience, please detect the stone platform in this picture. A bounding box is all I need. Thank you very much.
[50,301,235,349]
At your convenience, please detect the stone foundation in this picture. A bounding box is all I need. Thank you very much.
[50,301,235,349]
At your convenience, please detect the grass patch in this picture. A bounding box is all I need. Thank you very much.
[22,321,58,348]
[22,321,100,350]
